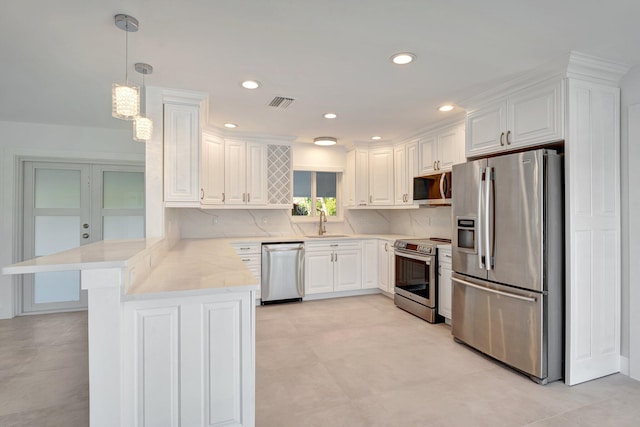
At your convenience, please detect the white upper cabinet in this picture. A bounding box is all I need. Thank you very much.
[466,79,564,158]
[418,122,465,175]
[201,132,225,205]
[345,148,370,207]
[224,140,267,206]
[368,147,394,206]
[164,103,201,206]
[394,142,418,205]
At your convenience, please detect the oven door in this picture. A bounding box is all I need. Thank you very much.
[394,251,436,308]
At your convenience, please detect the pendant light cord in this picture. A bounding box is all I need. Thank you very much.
[124,25,129,84]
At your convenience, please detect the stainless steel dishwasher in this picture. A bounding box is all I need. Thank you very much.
[261,242,305,304]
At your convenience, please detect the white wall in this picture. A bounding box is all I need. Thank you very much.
[620,65,640,379]
[0,120,144,319]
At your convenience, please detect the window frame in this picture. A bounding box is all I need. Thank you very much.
[291,170,343,222]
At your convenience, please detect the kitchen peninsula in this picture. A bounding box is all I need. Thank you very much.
[3,237,259,427]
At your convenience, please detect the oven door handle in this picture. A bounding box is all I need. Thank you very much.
[395,251,432,264]
[451,277,536,303]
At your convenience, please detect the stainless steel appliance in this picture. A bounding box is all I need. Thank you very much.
[394,239,442,323]
[261,242,304,304]
[451,149,563,384]
[413,172,451,206]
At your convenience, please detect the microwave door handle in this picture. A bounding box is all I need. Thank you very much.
[477,167,485,270]
[485,166,493,271]
[440,173,446,199]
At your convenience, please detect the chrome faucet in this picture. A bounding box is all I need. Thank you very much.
[318,210,327,235]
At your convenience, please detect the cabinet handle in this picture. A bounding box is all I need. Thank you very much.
[240,247,251,250]
[506,130,511,145]
[433,161,437,170]
[499,132,505,146]
[248,193,251,203]
[82,233,89,239]
[243,193,246,202]
[200,188,204,200]
[330,244,339,247]
[330,253,334,262]
[222,192,225,202]
[334,253,338,262]
[437,160,440,170]
[385,243,389,251]
[241,258,251,262]
[369,195,372,204]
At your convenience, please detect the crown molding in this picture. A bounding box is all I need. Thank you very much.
[566,51,631,86]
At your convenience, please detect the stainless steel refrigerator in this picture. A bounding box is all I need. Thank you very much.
[451,149,563,384]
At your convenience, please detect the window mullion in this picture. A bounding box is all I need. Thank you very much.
[311,172,317,217]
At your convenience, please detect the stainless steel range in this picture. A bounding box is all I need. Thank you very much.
[393,238,442,323]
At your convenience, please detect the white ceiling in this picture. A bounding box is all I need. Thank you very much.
[2,1,639,145]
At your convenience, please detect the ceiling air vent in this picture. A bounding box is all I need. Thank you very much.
[268,96,295,109]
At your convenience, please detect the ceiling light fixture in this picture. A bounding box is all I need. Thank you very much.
[224,123,238,128]
[133,63,153,142]
[112,14,140,120]
[439,104,454,112]
[241,80,261,90]
[324,113,337,119]
[371,136,382,140]
[390,52,416,65]
[314,136,337,146]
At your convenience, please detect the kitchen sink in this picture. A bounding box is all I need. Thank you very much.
[305,234,351,238]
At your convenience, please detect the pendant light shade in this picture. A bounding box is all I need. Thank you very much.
[112,14,139,120]
[112,83,139,119]
[133,116,153,141]
[133,62,154,142]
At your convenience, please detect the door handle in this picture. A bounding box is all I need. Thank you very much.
[451,277,536,303]
[484,166,493,271]
[477,166,485,270]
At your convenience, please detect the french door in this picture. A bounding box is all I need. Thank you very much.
[22,161,144,313]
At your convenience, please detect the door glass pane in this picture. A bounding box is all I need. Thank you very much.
[35,169,81,209]
[103,216,144,240]
[34,271,80,303]
[34,216,80,256]
[103,171,144,209]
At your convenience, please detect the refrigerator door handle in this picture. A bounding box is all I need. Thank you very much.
[477,167,485,270]
[452,277,537,303]
[484,166,493,271]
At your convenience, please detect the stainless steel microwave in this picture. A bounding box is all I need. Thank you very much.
[413,172,452,206]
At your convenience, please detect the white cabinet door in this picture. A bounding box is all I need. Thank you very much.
[378,240,394,293]
[201,132,225,205]
[334,248,362,291]
[466,100,507,157]
[394,145,407,205]
[354,149,369,206]
[164,103,200,204]
[418,135,437,175]
[368,147,394,206]
[438,249,452,320]
[224,140,247,205]
[362,240,378,289]
[305,251,334,294]
[437,127,459,171]
[507,79,564,147]
[345,150,356,207]
[246,142,267,205]
[406,142,418,201]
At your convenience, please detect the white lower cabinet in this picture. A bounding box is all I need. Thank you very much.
[378,240,395,294]
[305,241,362,295]
[437,247,452,320]
[122,290,255,427]
[362,240,379,289]
[231,242,261,301]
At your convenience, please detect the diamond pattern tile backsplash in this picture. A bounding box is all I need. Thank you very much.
[267,145,292,205]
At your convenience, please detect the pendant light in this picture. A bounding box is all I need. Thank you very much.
[112,14,140,120]
[133,63,153,142]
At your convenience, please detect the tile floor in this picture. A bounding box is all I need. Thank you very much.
[255,294,640,427]
[1,294,639,426]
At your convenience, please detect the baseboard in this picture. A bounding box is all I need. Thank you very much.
[621,356,630,376]
[303,288,381,301]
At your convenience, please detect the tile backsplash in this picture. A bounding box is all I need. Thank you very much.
[176,206,452,239]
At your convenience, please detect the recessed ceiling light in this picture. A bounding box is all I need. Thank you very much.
[390,52,416,65]
[324,113,337,119]
[314,136,337,146]
[371,136,382,140]
[439,105,454,112]
[241,80,260,89]
[224,123,238,128]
